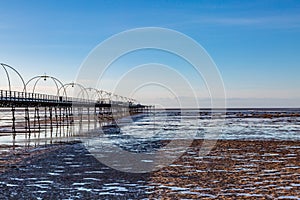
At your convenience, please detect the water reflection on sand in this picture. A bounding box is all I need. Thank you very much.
[0,109,300,199]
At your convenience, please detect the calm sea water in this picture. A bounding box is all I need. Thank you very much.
[0,108,300,146]
[116,108,300,141]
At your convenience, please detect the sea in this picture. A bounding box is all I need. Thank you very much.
[0,108,300,146]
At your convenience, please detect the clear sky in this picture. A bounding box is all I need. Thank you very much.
[0,0,299,107]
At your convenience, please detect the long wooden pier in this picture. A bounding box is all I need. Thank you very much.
[0,63,153,140]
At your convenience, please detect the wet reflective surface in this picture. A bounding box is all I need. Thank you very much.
[0,140,299,199]
[0,109,300,199]
[0,143,151,199]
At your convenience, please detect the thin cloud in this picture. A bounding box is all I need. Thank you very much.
[168,15,300,29]
[206,15,300,27]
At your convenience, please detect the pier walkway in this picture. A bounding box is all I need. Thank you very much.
[0,63,152,137]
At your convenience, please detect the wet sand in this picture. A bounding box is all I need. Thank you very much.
[0,140,299,199]
[0,142,151,199]
[0,143,64,173]
[149,140,300,199]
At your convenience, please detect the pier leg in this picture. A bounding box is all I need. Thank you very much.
[25,106,31,139]
[11,105,16,140]
[44,106,47,137]
[87,107,90,131]
[94,106,97,129]
[59,107,62,137]
[33,107,37,129]
[49,107,53,140]
[70,106,73,124]
[55,107,58,137]
[37,106,40,138]
[61,107,65,137]
[36,106,41,134]
[65,107,69,128]
[79,107,83,132]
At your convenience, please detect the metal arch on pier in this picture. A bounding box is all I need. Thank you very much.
[85,87,103,101]
[60,82,89,101]
[114,95,129,105]
[101,91,112,102]
[25,75,67,98]
[129,98,137,104]
[121,96,130,104]
[0,63,27,93]
[112,94,121,102]
[118,95,126,103]
[123,97,130,103]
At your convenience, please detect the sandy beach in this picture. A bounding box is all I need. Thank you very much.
[0,139,299,199]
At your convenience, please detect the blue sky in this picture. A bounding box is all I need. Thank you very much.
[0,0,300,107]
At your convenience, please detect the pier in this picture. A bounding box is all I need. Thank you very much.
[0,63,153,140]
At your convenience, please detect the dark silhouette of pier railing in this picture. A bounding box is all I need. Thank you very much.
[0,89,115,106]
[0,88,149,110]
[0,63,153,139]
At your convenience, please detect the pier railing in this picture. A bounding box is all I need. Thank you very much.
[0,89,120,105]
